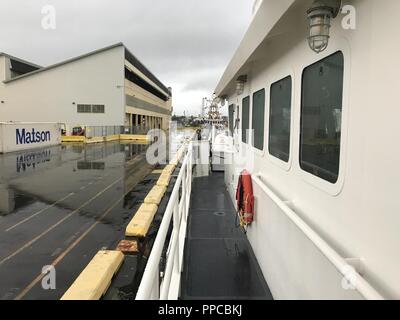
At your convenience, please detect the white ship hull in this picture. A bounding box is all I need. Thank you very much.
[216,0,400,299]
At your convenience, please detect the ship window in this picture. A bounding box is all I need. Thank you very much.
[228,104,234,136]
[242,96,250,143]
[269,76,292,162]
[236,105,240,132]
[252,89,265,150]
[300,51,344,183]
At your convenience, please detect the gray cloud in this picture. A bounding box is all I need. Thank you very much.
[0,0,252,114]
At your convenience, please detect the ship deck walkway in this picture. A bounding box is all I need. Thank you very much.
[180,166,273,300]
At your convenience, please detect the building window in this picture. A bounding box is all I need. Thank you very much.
[300,51,344,184]
[228,104,234,136]
[242,96,250,143]
[269,76,292,162]
[77,104,91,113]
[125,67,168,102]
[92,105,105,113]
[77,104,105,114]
[252,89,265,151]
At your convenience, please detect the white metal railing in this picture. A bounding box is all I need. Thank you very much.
[252,174,384,300]
[136,141,193,300]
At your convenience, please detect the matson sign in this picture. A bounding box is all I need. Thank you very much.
[16,128,51,145]
[0,122,61,153]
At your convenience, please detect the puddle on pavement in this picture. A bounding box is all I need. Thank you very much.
[0,141,151,217]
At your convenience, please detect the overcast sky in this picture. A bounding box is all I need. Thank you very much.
[0,0,253,115]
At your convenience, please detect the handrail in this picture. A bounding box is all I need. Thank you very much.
[136,141,193,300]
[252,174,384,300]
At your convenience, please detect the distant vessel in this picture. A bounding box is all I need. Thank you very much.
[201,96,225,129]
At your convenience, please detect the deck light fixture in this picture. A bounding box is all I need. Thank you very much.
[214,97,222,105]
[220,95,227,107]
[307,0,341,53]
[236,75,247,96]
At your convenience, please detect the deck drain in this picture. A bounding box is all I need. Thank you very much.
[213,211,225,216]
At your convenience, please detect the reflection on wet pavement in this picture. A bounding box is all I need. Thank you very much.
[0,141,152,300]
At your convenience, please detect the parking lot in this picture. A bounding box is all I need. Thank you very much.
[0,141,153,300]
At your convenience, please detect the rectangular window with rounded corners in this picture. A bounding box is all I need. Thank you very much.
[252,89,265,151]
[269,76,292,162]
[242,96,250,143]
[228,104,234,136]
[300,51,344,184]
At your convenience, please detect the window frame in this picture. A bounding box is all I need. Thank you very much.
[266,75,294,171]
[92,104,105,114]
[251,88,266,153]
[241,96,250,144]
[235,105,240,134]
[297,49,349,196]
[77,104,91,113]
[228,104,235,136]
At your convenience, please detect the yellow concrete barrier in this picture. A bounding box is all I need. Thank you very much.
[162,164,176,175]
[144,185,167,205]
[125,203,158,237]
[157,172,172,187]
[119,134,149,141]
[169,146,186,165]
[169,155,179,166]
[85,136,105,144]
[60,250,124,300]
[152,169,164,174]
[105,134,120,142]
[61,136,86,143]
[62,134,151,144]
[177,146,186,160]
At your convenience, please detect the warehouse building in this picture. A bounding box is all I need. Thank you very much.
[0,43,172,134]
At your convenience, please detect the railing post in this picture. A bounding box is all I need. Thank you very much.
[151,267,159,300]
[173,200,180,275]
[186,143,193,215]
[136,142,193,300]
[253,174,384,300]
[181,164,187,218]
[186,163,190,215]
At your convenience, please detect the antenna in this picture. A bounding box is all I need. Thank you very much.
[201,96,224,128]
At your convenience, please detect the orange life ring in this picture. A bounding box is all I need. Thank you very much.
[236,170,254,227]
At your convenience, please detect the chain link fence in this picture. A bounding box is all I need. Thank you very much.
[82,125,151,138]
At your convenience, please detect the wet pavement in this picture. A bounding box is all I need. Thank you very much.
[0,141,154,300]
